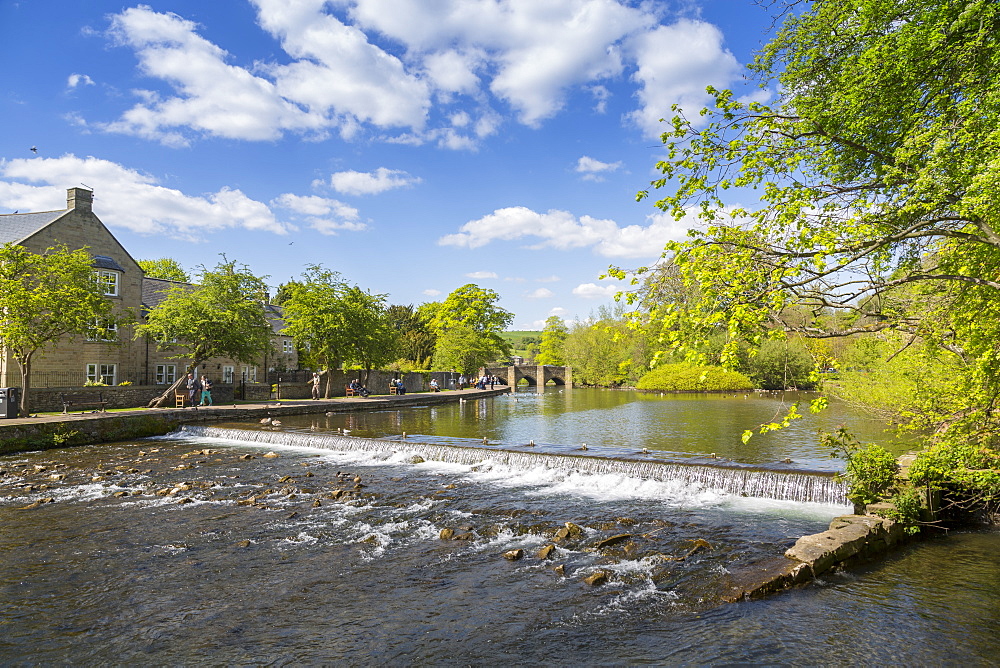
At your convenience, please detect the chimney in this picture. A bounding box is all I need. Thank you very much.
[67,187,93,213]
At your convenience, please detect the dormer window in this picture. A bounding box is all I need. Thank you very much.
[92,255,126,297]
[96,269,119,296]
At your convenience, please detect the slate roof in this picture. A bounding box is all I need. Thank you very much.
[93,255,127,272]
[141,277,192,312]
[0,210,67,245]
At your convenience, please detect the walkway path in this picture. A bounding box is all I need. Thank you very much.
[0,387,511,453]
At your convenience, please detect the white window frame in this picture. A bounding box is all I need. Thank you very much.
[155,364,176,385]
[241,366,257,383]
[282,339,293,354]
[95,270,120,297]
[223,366,234,383]
[86,319,118,342]
[86,363,117,386]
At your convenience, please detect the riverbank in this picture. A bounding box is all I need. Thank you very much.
[0,387,511,455]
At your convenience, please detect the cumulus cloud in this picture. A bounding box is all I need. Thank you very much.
[575,155,623,181]
[525,287,554,299]
[67,73,95,89]
[89,2,743,149]
[422,288,442,296]
[438,206,691,258]
[0,154,299,240]
[328,167,421,196]
[572,282,620,298]
[271,193,367,235]
[627,19,741,137]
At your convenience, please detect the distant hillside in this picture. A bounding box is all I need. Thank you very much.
[501,330,541,362]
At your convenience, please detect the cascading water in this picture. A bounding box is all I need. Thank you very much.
[179,425,848,505]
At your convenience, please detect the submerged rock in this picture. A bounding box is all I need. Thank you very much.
[594,534,632,550]
[583,571,609,586]
[537,544,556,560]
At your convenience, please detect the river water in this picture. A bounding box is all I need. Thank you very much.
[1,388,998,664]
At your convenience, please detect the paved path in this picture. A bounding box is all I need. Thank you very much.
[0,387,511,432]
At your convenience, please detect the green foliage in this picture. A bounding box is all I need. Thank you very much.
[636,363,753,392]
[823,427,904,511]
[433,323,501,375]
[620,0,1000,515]
[883,488,924,535]
[744,338,818,391]
[430,284,512,371]
[908,440,1000,508]
[536,316,568,365]
[136,257,273,405]
[281,265,396,391]
[387,304,436,368]
[0,243,121,414]
[138,258,190,282]
[563,305,654,386]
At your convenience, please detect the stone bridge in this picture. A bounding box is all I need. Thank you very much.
[485,364,572,387]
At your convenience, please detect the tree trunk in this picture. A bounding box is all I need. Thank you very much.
[15,353,32,418]
[146,361,202,408]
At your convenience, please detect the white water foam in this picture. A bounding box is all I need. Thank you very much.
[172,426,851,511]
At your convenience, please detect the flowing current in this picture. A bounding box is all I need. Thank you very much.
[2,391,999,664]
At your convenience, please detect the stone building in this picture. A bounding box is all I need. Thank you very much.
[0,187,296,389]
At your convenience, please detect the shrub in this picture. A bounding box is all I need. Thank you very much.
[636,363,753,392]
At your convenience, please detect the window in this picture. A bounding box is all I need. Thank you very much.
[282,339,293,354]
[86,319,118,342]
[95,270,119,296]
[155,365,176,385]
[241,366,257,382]
[223,366,234,383]
[86,364,117,386]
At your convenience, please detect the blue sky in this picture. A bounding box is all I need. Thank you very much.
[1,0,773,329]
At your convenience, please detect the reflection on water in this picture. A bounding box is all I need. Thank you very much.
[278,387,896,472]
[0,392,995,665]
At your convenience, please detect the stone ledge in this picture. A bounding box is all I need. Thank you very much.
[722,513,910,601]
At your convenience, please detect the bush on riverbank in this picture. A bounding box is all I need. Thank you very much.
[636,364,753,392]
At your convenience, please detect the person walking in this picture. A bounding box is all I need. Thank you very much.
[186,373,201,408]
[199,376,213,406]
[311,372,321,400]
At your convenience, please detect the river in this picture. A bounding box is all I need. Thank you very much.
[1,387,997,664]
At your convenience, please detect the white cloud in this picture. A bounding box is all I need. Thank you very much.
[627,19,741,137]
[103,6,322,146]
[0,154,295,240]
[536,275,560,283]
[422,288,442,296]
[271,193,367,235]
[438,206,691,258]
[548,306,570,317]
[575,155,623,181]
[92,3,743,149]
[572,282,620,298]
[465,271,498,279]
[525,287,554,299]
[67,73,95,89]
[328,167,421,195]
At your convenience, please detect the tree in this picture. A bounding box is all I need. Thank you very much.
[432,323,501,376]
[430,284,513,371]
[625,0,1000,508]
[536,316,568,365]
[136,258,273,407]
[138,258,190,282]
[0,243,121,415]
[387,304,436,368]
[281,265,396,396]
[341,286,397,385]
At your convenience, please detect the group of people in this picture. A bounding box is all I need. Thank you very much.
[184,373,213,407]
[456,374,500,390]
[390,378,406,395]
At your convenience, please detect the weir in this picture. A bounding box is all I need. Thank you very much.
[179,426,849,506]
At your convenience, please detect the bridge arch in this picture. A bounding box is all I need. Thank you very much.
[485,364,572,387]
